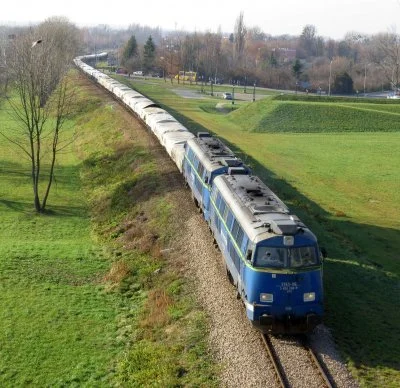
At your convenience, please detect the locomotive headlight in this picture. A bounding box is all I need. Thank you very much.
[303,292,316,302]
[260,293,273,303]
[283,235,294,246]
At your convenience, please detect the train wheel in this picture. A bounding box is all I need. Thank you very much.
[213,238,219,250]
[226,266,234,285]
[191,193,200,211]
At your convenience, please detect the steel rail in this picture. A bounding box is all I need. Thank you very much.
[262,333,336,388]
[261,334,289,388]
[302,338,335,388]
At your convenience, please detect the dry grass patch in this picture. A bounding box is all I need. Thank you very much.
[141,289,173,329]
[103,260,131,289]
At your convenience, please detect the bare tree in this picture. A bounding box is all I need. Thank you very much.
[234,11,246,66]
[369,31,400,89]
[0,27,12,99]
[2,17,79,213]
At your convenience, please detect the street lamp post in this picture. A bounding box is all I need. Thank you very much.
[328,59,333,96]
[253,82,256,102]
[363,63,369,96]
[232,85,235,109]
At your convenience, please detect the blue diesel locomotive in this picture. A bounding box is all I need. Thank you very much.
[209,172,323,333]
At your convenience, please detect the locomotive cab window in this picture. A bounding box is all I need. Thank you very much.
[290,246,319,267]
[255,246,319,269]
[255,247,286,268]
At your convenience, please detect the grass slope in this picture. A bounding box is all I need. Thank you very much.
[0,72,217,387]
[116,76,400,387]
[229,98,400,132]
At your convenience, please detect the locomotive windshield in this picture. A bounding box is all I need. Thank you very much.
[254,246,319,269]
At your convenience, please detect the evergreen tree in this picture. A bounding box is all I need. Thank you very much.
[333,72,354,94]
[122,35,138,64]
[292,59,303,80]
[142,36,156,74]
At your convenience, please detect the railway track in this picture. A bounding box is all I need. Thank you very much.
[261,334,335,388]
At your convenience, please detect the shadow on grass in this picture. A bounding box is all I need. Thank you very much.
[0,199,33,213]
[0,160,81,188]
[230,141,400,374]
[0,160,31,177]
[1,161,86,217]
[0,198,87,217]
[322,258,400,373]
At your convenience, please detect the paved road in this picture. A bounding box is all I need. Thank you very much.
[172,88,269,101]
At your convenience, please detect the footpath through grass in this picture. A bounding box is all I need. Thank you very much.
[116,76,400,388]
[0,72,217,386]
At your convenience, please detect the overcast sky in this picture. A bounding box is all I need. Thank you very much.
[2,0,400,39]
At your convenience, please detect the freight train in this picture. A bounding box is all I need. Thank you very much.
[74,54,325,334]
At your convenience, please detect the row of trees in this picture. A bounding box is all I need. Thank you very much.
[114,15,400,94]
[5,15,396,96]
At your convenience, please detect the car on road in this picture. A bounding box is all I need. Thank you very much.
[387,91,400,99]
[222,92,232,100]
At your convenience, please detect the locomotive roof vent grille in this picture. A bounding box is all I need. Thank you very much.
[197,132,211,138]
[246,185,263,196]
[157,119,176,124]
[224,159,242,167]
[251,205,285,214]
[206,139,220,146]
[228,166,247,175]
[196,137,237,160]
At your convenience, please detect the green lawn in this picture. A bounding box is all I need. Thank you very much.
[229,99,400,132]
[0,72,217,387]
[0,91,121,386]
[116,75,400,387]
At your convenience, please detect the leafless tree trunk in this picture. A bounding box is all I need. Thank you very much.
[370,32,400,89]
[1,17,79,213]
[234,12,246,66]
